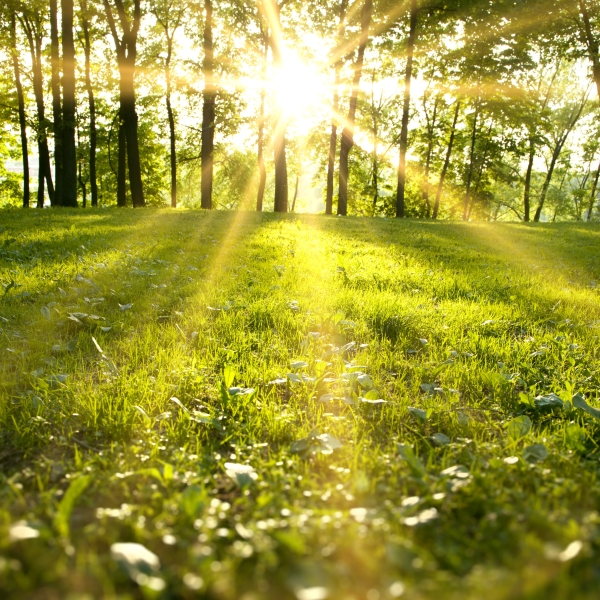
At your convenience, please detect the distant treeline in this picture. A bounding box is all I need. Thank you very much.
[0,0,599,221]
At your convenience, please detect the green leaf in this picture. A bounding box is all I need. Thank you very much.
[408,407,428,424]
[290,361,308,370]
[397,444,426,478]
[54,475,91,538]
[523,444,548,463]
[286,373,303,383]
[507,415,532,439]
[572,393,600,419]
[223,364,236,388]
[534,394,564,410]
[431,433,451,446]
[357,374,374,389]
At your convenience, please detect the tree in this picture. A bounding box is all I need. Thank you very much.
[152,0,184,208]
[103,0,146,207]
[432,98,460,219]
[394,0,416,218]
[201,0,215,210]
[20,4,55,207]
[62,0,78,206]
[337,0,372,216]
[50,0,63,205]
[325,0,348,215]
[533,82,590,221]
[80,0,98,207]
[9,8,29,208]
[261,0,292,213]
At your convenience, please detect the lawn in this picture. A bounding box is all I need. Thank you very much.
[1,208,600,600]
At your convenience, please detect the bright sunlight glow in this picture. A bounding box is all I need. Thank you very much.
[271,51,329,120]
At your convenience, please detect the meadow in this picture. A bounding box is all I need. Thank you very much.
[1,209,600,600]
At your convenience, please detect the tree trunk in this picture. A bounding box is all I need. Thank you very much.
[78,162,87,207]
[256,26,268,211]
[50,0,63,205]
[395,0,418,218]
[117,108,127,206]
[432,100,460,220]
[10,12,30,208]
[121,68,145,208]
[201,0,215,209]
[104,0,145,207]
[533,94,587,222]
[467,123,492,220]
[523,136,535,222]
[270,2,288,213]
[587,159,600,221]
[166,33,177,208]
[422,95,439,218]
[82,12,98,207]
[534,144,562,222]
[579,0,600,101]
[371,82,379,215]
[462,100,479,221]
[62,0,77,207]
[325,0,348,215]
[291,173,299,212]
[23,18,55,207]
[338,0,372,216]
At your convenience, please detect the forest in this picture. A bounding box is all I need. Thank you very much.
[2,2,600,600]
[0,0,599,221]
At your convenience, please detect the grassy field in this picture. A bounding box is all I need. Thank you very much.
[1,209,600,600]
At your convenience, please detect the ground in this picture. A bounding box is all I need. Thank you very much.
[0,208,600,600]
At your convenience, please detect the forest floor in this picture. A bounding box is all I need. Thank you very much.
[0,209,600,600]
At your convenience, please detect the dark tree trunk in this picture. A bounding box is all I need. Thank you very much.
[23,17,55,207]
[10,12,30,208]
[121,71,145,207]
[325,0,348,215]
[62,0,77,207]
[164,27,177,208]
[117,109,127,206]
[201,0,215,210]
[395,0,418,218]
[82,11,98,207]
[579,0,600,101]
[371,81,379,215]
[422,94,439,218]
[291,173,299,212]
[50,0,63,205]
[467,123,492,220]
[587,159,600,221]
[523,136,535,222]
[534,145,563,222]
[78,162,87,207]
[338,0,372,216]
[104,0,145,207]
[462,100,479,221]
[432,100,460,220]
[256,26,268,211]
[270,2,288,213]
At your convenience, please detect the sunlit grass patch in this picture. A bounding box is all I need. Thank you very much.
[1,209,600,598]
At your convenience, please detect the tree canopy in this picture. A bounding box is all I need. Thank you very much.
[0,0,598,221]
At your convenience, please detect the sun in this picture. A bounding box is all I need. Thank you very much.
[271,51,328,119]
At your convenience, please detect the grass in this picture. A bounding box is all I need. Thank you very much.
[0,208,600,600]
